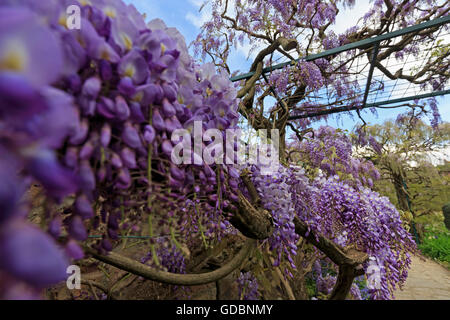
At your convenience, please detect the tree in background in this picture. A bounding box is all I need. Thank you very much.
[353,118,450,214]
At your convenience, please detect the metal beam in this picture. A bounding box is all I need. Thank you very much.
[287,89,450,120]
[366,88,450,107]
[229,15,450,82]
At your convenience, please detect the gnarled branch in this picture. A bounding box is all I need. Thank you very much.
[293,216,368,300]
[85,238,256,286]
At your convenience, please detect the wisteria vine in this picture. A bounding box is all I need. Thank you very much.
[0,0,423,301]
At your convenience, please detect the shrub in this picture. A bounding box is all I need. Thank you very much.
[418,233,450,264]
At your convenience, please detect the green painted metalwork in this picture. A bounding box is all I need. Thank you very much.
[362,42,380,109]
[228,15,450,121]
[288,89,450,121]
[229,15,450,82]
[304,14,450,61]
[365,89,450,107]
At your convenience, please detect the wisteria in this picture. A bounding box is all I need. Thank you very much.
[194,0,446,127]
[141,238,186,274]
[0,0,434,301]
[0,0,240,299]
[247,126,417,300]
[291,126,380,187]
[237,271,260,300]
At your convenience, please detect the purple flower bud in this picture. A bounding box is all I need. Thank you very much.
[108,213,119,230]
[101,238,113,251]
[122,122,142,149]
[118,77,136,97]
[68,216,87,241]
[82,77,101,99]
[115,96,130,121]
[137,83,163,105]
[48,217,62,239]
[0,221,69,287]
[120,148,137,169]
[162,140,173,156]
[69,119,89,145]
[152,109,165,131]
[100,124,111,147]
[117,168,131,189]
[26,149,78,198]
[129,101,146,123]
[79,160,96,191]
[170,165,185,181]
[108,229,119,240]
[169,176,183,188]
[75,195,94,219]
[143,125,156,143]
[67,74,82,93]
[162,99,176,117]
[65,240,84,260]
[229,193,238,202]
[65,147,78,168]
[164,115,181,133]
[111,152,123,168]
[99,60,113,81]
[101,209,107,223]
[162,83,177,102]
[97,97,116,119]
[228,179,238,189]
[79,141,95,160]
[228,167,239,179]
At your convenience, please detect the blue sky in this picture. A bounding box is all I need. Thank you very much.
[125,0,449,131]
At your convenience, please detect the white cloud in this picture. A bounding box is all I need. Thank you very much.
[185,11,206,28]
[185,0,211,29]
[188,0,205,6]
[333,0,372,34]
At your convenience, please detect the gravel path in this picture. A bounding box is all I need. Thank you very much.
[394,255,450,300]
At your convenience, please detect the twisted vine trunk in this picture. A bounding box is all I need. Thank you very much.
[392,171,410,211]
[86,173,368,300]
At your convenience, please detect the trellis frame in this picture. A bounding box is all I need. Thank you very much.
[229,15,450,121]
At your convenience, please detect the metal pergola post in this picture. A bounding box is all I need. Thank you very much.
[362,42,380,109]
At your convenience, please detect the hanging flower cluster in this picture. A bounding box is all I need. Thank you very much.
[247,126,416,300]
[0,0,240,299]
[237,271,260,300]
[0,0,419,301]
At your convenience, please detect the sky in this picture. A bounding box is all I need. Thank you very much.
[125,0,450,132]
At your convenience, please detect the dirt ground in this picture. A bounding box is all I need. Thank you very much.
[394,255,450,300]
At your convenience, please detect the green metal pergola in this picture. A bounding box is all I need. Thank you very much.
[229,15,450,121]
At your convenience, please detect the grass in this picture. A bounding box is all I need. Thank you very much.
[415,211,450,269]
[418,233,450,264]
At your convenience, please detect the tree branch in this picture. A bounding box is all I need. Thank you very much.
[293,216,368,300]
[85,238,256,286]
